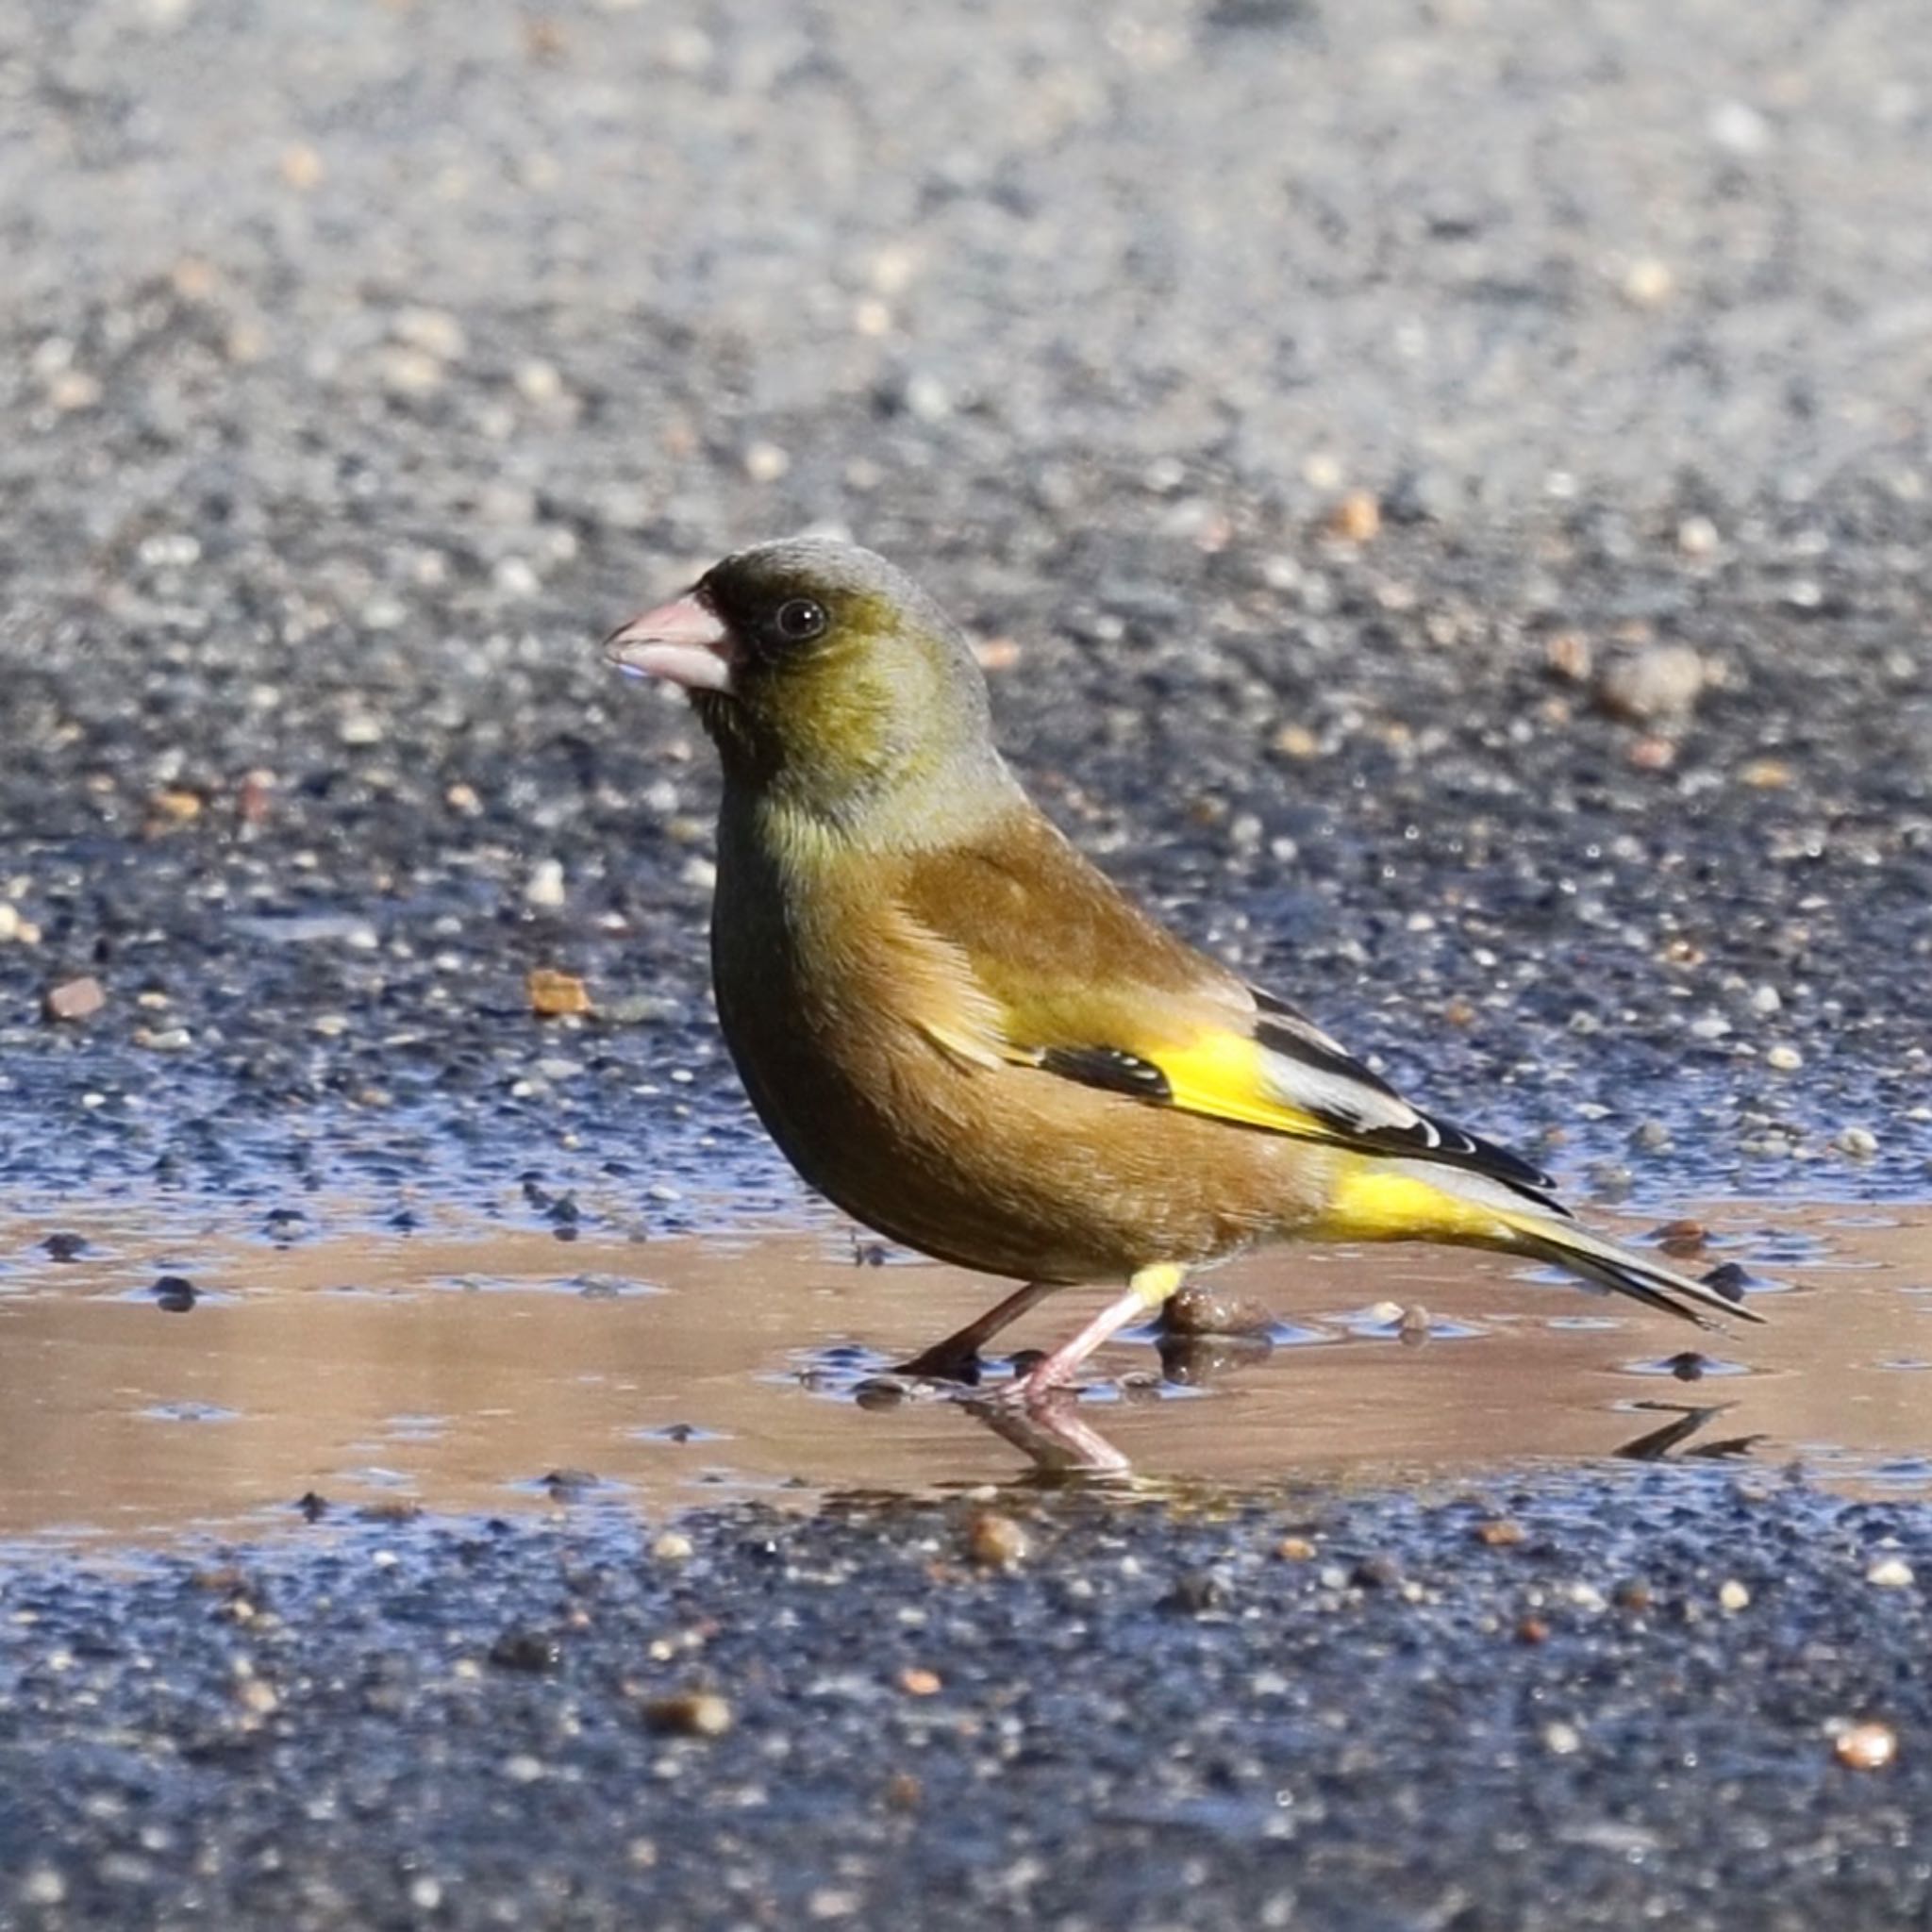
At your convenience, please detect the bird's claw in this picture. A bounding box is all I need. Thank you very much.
[888,1345,985,1387]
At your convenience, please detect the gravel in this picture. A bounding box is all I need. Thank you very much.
[2,1472,1929,1932]
[0,4,1929,1922]
[0,0,1929,1214]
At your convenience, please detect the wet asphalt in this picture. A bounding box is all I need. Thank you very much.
[3,1474,1930,1931]
[2,0,1931,1924]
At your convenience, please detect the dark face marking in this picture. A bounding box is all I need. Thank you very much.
[696,555,885,681]
[666,541,1002,825]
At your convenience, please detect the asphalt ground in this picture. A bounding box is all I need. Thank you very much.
[3,1474,1930,1932]
[1,1,1929,1924]
[2,0,1929,1215]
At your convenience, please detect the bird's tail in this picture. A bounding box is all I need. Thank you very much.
[1320,1160,1766,1329]
[1499,1213,1764,1329]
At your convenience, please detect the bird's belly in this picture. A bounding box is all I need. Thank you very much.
[714,946,1332,1283]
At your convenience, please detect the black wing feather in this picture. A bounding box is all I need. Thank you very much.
[1250,987,1563,1209]
[1037,1045,1174,1103]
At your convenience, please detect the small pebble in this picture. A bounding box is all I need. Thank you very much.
[47,369,102,410]
[1765,1044,1804,1072]
[153,1274,198,1313]
[1160,1572,1226,1615]
[743,441,790,483]
[1162,1283,1274,1337]
[643,1691,731,1739]
[1544,631,1592,682]
[901,372,952,422]
[392,307,466,361]
[1324,491,1381,543]
[236,1677,279,1716]
[525,859,568,910]
[1866,1556,1915,1590]
[1708,99,1772,155]
[967,1511,1028,1569]
[43,976,107,1023]
[1654,1219,1708,1256]
[1718,1579,1751,1612]
[1676,513,1720,555]
[1832,1722,1898,1772]
[1701,1261,1751,1302]
[527,969,592,1018]
[279,142,325,189]
[1837,1126,1879,1158]
[1621,258,1674,308]
[19,1867,66,1907]
[651,1531,694,1564]
[489,1628,562,1673]
[1594,644,1707,726]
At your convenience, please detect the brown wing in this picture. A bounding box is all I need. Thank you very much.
[896,805,1559,1204]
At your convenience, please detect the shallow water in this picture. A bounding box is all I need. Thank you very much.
[0,1195,1926,1553]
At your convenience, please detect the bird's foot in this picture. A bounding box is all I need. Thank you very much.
[889,1343,985,1387]
[983,1356,1079,1410]
[982,1272,1176,1409]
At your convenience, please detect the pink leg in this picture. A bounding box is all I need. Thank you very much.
[994,1264,1186,1408]
[894,1278,1059,1382]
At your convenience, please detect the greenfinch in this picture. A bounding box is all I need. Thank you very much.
[605,539,1761,1407]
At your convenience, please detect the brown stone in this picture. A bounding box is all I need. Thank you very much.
[527,969,592,1018]
[43,976,106,1023]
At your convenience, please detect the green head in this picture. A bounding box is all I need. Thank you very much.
[606,538,1017,836]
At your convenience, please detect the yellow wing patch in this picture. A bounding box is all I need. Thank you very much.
[1146,1030,1333,1140]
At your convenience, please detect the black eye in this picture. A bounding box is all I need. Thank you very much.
[773,598,827,643]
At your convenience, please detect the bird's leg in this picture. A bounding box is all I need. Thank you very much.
[892,1279,1059,1384]
[995,1263,1186,1408]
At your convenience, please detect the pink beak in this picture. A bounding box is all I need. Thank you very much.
[603,592,737,693]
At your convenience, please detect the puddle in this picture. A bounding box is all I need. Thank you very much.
[0,1198,1926,1553]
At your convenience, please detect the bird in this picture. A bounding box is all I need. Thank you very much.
[604,537,1762,1408]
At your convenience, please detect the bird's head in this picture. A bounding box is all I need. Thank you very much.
[606,538,1013,834]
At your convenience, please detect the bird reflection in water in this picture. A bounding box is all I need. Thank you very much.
[852,1338,1770,1482]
